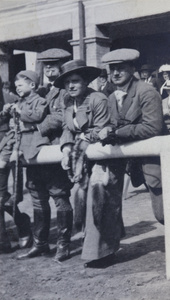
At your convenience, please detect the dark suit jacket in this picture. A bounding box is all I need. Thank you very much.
[38,87,66,145]
[109,77,163,188]
[98,81,116,97]
[109,77,163,141]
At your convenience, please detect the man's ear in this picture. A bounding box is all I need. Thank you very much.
[30,82,36,89]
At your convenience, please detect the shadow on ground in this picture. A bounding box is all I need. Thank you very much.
[5,216,164,271]
[122,220,157,240]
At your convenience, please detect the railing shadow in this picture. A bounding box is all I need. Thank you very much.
[122,220,157,240]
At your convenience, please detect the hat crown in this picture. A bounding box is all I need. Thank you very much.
[54,59,101,89]
[102,48,140,64]
[60,59,86,75]
[37,48,71,62]
[159,64,170,73]
[17,70,39,86]
[141,64,153,71]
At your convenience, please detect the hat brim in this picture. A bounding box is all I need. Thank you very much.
[54,66,101,88]
[140,68,153,71]
[37,58,60,62]
[107,60,129,64]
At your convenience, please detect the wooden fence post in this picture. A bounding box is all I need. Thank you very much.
[160,151,170,280]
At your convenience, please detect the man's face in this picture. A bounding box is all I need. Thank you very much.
[141,70,150,79]
[43,61,60,81]
[64,73,87,98]
[110,62,134,87]
[163,71,170,81]
[15,78,33,98]
[99,76,107,85]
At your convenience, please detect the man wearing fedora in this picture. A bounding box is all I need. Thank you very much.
[99,48,164,226]
[18,48,73,262]
[98,68,115,97]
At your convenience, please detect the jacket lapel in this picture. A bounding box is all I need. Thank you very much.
[76,95,90,129]
[108,94,120,124]
[46,87,60,104]
[121,80,137,118]
[64,98,75,131]
[121,79,142,123]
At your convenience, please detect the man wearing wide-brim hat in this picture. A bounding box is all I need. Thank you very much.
[18,48,74,262]
[99,48,164,226]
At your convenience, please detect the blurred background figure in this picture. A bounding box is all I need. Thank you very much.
[98,68,115,97]
[140,64,159,91]
[2,81,19,104]
[161,80,170,134]
[158,64,170,99]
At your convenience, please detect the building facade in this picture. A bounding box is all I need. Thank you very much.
[0,0,170,85]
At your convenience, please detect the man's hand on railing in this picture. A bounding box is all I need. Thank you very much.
[98,126,112,140]
[99,126,119,146]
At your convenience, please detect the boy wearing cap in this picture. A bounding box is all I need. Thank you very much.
[0,70,48,253]
[18,49,73,262]
[1,70,49,162]
[99,48,164,226]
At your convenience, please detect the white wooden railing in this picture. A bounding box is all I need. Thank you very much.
[24,135,170,279]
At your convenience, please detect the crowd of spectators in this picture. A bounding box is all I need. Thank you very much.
[0,48,168,268]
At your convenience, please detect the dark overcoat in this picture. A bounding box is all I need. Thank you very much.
[109,77,163,140]
[38,87,66,145]
[107,77,164,225]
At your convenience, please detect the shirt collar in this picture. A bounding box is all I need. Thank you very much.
[23,92,37,103]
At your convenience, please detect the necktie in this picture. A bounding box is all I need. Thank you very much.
[114,90,127,109]
[47,83,54,91]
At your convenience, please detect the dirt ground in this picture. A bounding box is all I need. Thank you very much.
[0,172,170,300]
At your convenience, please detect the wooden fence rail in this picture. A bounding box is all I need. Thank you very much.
[22,135,170,279]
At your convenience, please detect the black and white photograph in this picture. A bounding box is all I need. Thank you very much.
[0,1,170,299]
